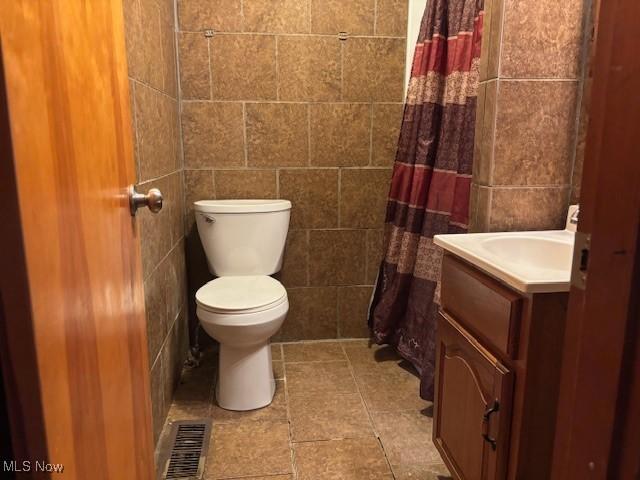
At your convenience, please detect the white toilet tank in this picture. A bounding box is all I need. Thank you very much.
[194,199,292,276]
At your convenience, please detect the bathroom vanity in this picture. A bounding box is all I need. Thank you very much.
[433,230,574,480]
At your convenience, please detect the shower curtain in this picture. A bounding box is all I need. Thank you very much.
[369,0,483,401]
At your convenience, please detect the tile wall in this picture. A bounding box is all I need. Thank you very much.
[470,0,591,231]
[177,0,409,341]
[122,0,189,444]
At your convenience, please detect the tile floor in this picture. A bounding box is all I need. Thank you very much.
[158,340,451,480]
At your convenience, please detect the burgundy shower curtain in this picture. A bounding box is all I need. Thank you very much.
[369,0,483,401]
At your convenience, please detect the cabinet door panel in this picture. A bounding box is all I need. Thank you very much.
[434,313,513,480]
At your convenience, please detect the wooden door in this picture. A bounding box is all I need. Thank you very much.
[0,2,155,479]
[551,0,640,477]
[434,313,513,480]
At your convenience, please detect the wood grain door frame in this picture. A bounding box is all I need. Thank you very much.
[551,0,640,478]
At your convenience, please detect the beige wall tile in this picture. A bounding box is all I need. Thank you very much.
[489,187,569,231]
[473,80,496,186]
[340,169,392,228]
[149,358,165,445]
[343,38,405,102]
[275,287,338,341]
[479,0,504,81]
[184,169,214,227]
[342,38,405,102]
[145,265,168,365]
[289,392,373,442]
[178,0,242,31]
[214,169,277,199]
[493,80,577,186]
[138,0,164,91]
[178,33,210,100]
[309,230,366,285]
[365,229,384,284]
[243,0,310,33]
[309,104,371,167]
[246,103,309,167]
[500,0,585,78]
[181,102,245,168]
[210,35,277,100]
[470,184,491,232]
[277,36,341,101]
[310,0,375,35]
[338,286,373,338]
[138,177,174,277]
[372,103,403,166]
[375,0,409,36]
[134,83,179,181]
[279,230,309,287]
[207,421,292,478]
[293,438,392,479]
[123,0,143,80]
[160,12,178,97]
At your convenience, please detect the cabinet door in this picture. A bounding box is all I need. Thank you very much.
[434,313,513,480]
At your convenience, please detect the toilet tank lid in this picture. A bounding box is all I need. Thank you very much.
[194,199,292,214]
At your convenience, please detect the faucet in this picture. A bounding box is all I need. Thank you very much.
[570,206,580,224]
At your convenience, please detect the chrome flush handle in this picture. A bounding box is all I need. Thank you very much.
[128,185,163,216]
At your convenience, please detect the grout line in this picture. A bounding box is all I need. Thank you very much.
[281,349,298,479]
[177,30,406,39]
[368,103,374,166]
[305,229,310,286]
[373,0,378,35]
[276,168,281,198]
[340,41,345,101]
[275,35,280,100]
[207,37,214,100]
[337,168,342,227]
[242,102,249,166]
[307,104,312,166]
[180,99,404,105]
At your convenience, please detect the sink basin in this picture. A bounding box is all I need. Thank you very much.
[434,230,575,293]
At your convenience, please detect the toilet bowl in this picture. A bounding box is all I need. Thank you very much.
[196,276,288,410]
[193,199,291,411]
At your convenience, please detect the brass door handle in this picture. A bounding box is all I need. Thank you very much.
[128,185,163,216]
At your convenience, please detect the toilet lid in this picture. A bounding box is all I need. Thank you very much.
[196,276,287,314]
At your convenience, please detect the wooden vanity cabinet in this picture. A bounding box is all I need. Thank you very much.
[434,254,568,480]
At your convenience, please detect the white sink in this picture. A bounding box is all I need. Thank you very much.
[434,230,575,293]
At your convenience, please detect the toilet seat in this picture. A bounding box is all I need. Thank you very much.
[196,275,287,315]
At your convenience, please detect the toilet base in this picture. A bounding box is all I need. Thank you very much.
[216,341,275,411]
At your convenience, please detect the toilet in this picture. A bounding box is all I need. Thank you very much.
[193,199,291,411]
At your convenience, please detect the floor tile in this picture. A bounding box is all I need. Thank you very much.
[392,463,452,480]
[224,477,293,480]
[342,342,402,368]
[205,421,292,479]
[210,380,287,424]
[286,361,358,397]
[293,437,393,480]
[271,343,283,360]
[289,392,373,442]
[283,341,347,362]
[372,411,441,466]
[273,360,285,379]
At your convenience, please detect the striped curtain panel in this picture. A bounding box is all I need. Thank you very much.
[369,0,484,401]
